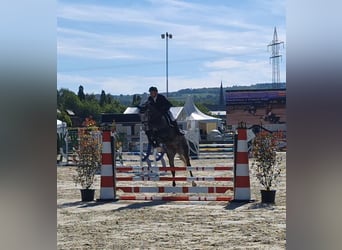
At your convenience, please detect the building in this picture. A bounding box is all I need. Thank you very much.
[226,88,286,132]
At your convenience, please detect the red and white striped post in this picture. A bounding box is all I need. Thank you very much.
[233,122,251,201]
[98,125,116,201]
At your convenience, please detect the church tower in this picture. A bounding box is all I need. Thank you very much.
[219,81,225,107]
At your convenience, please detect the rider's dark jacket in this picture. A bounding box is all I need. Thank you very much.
[147,94,172,115]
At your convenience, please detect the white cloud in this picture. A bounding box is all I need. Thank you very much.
[204,59,244,69]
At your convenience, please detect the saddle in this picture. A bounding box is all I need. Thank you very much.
[149,114,172,144]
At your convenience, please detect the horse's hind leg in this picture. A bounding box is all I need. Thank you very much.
[167,152,176,187]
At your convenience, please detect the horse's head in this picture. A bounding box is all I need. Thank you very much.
[138,101,163,127]
[137,103,150,131]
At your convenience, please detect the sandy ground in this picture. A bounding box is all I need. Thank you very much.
[57,153,286,249]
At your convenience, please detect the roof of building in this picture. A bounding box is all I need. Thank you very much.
[66,109,75,116]
[123,107,140,114]
[209,111,226,116]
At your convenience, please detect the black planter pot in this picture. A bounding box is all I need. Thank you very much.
[261,190,276,203]
[80,189,95,201]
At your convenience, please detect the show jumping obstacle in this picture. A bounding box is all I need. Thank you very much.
[98,127,116,201]
[185,129,234,159]
[98,123,251,202]
[198,143,234,159]
[233,122,251,201]
[115,130,167,168]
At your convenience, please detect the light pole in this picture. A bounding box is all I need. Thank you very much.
[161,32,172,97]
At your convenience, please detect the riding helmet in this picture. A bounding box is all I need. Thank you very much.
[149,86,158,92]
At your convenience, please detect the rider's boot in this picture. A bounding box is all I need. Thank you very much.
[146,130,158,147]
[171,120,184,135]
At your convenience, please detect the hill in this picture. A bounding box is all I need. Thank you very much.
[109,82,286,106]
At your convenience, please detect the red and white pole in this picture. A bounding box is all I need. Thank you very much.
[233,122,251,201]
[98,127,116,201]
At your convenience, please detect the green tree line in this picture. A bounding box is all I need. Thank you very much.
[57,86,127,127]
[57,82,277,127]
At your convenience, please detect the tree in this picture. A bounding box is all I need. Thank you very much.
[58,88,83,114]
[85,93,97,102]
[195,102,211,115]
[106,94,113,104]
[77,85,85,101]
[57,110,72,127]
[79,100,101,122]
[101,98,126,114]
[132,94,141,106]
[100,90,106,106]
[57,89,61,106]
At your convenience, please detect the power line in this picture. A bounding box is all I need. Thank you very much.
[267,27,284,88]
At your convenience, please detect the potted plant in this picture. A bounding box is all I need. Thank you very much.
[251,131,282,203]
[73,126,101,201]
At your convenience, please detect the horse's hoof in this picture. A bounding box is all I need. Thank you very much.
[192,181,197,187]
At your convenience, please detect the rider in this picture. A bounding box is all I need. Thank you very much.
[147,86,184,136]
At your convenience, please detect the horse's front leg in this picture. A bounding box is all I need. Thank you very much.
[167,154,176,187]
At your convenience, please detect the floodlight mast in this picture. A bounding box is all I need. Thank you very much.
[161,32,172,97]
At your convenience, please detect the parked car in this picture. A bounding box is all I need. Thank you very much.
[207,129,222,141]
[207,129,234,142]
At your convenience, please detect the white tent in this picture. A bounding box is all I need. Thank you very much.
[57,119,67,134]
[57,120,68,164]
[57,119,62,127]
[183,95,221,133]
[183,95,220,121]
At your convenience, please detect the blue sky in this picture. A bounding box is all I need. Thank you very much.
[57,0,286,95]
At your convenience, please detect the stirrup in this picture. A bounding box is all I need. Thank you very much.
[177,129,184,135]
